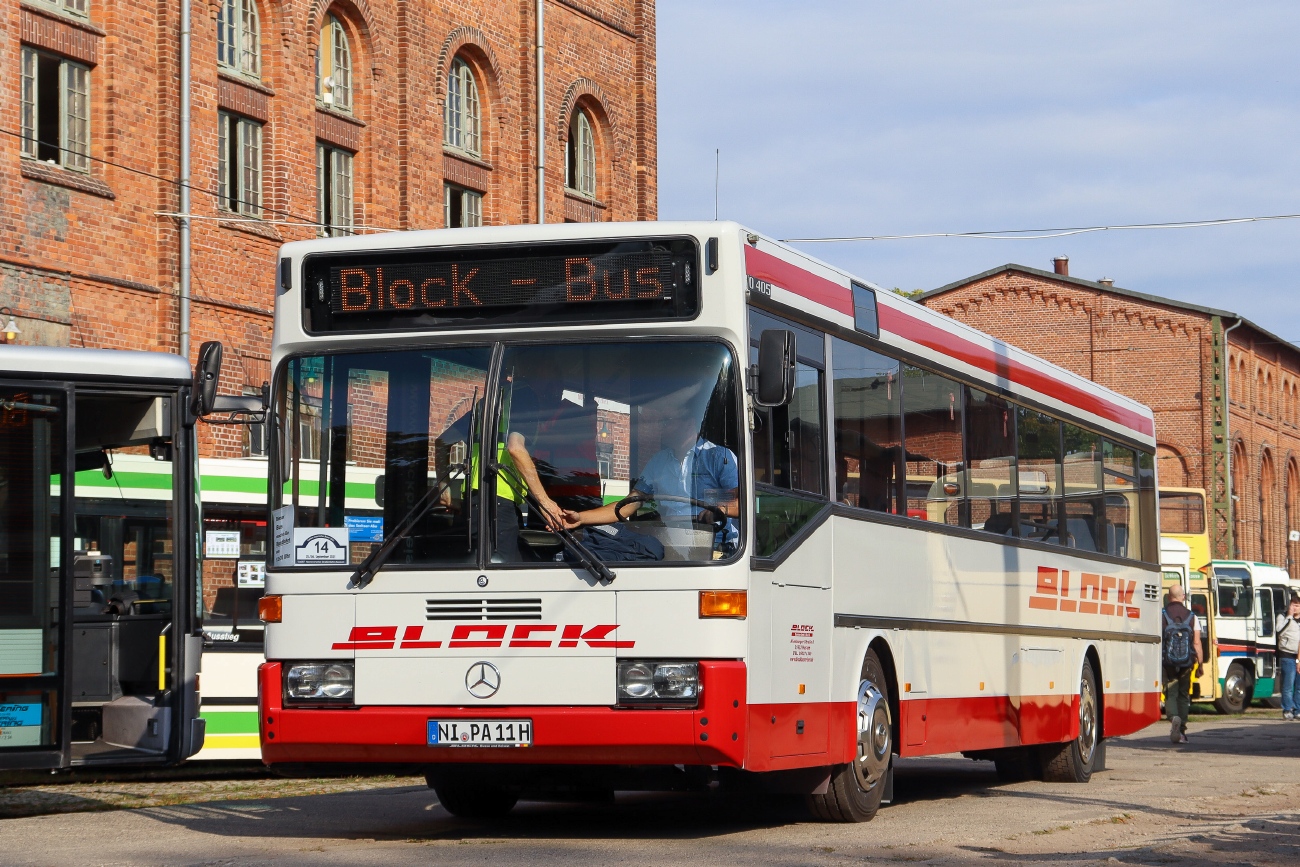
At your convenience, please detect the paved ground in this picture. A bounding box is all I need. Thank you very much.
[3,713,1299,866]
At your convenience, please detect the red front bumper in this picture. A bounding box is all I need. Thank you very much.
[258,660,748,767]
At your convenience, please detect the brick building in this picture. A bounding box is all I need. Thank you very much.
[2,0,658,458]
[921,259,1299,571]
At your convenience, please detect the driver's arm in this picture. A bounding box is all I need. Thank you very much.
[504,432,563,530]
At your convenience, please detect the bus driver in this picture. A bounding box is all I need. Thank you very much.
[561,382,739,557]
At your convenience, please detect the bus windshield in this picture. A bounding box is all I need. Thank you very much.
[274,340,742,568]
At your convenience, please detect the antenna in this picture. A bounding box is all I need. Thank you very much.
[714,149,720,221]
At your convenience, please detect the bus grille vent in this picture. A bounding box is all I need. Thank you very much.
[1143,584,1159,601]
[425,598,543,621]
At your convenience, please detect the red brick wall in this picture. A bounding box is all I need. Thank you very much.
[2,0,657,459]
[923,268,1300,569]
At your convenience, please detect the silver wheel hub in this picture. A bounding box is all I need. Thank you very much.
[1077,674,1097,764]
[853,680,891,791]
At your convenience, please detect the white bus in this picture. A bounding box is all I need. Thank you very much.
[0,347,207,770]
[255,222,1161,821]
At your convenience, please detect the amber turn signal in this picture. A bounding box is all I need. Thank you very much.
[258,595,283,623]
[699,590,747,619]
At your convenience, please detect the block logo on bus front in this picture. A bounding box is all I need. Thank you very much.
[331,624,634,651]
[1029,566,1141,619]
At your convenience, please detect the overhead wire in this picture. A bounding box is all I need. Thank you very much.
[780,212,1300,243]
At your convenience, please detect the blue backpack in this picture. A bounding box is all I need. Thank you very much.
[1162,609,1196,670]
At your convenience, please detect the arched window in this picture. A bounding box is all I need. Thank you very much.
[1232,440,1248,558]
[566,109,596,198]
[1261,449,1277,564]
[444,57,481,157]
[317,14,352,113]
[217,0,261,79]
[1287,459,1300,572]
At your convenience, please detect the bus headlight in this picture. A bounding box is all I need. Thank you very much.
[616,661,699,707]
[285,662,354,703]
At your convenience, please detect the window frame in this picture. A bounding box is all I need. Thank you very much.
[316,142,354,237]
[20,47,91,173]
[317,14,352,113]
[218,111,263,218]
[217,0,261,80]
[444,183,483,228]
[566,110,597,199]
[29,0,89,20]
[444,57,482,158]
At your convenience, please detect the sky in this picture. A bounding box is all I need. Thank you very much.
[656,1,1300,339]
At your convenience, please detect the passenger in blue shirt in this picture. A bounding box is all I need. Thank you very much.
[560,391,739,557]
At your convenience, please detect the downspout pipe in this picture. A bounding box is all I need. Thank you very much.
[535,0,545,224]
[1223,316,1243,557]
[179,0,193,359]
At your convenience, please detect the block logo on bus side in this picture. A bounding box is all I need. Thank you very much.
[1029,566,1141,619]
[331,624,634,651]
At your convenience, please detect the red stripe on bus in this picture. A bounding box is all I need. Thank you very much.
[744,246,853,316]
[743,244,1154,438]
[878,305,1156,437]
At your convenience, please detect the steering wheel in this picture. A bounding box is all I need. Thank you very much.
[612,492,728,531]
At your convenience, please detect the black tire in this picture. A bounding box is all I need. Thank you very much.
[429,777,518,819]
[807,649,892,822]
[1039,663,1100,784]
[1213,663,1252,715]
[993,748,1039,783]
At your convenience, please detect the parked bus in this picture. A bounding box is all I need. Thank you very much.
[0,346,207,770]
[253,222,1162,821]
[1208,560,1295,713]
[1159,487,1210,573]
[64,452,379,760]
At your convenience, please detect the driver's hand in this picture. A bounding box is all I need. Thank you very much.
[438,487,452,507]
[560,509,583,530]
[536,498,564,531]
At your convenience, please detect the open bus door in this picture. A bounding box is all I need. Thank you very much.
[0,359,205,770]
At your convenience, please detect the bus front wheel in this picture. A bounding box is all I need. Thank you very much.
[1214,663,1252,715]
[807,649,892,822]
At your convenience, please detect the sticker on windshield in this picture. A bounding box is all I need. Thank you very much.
[272,505,294,567]
[293,528,350,566]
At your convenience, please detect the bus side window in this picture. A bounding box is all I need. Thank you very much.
[965,388,1015,535]
[831,337,901,513]
[749,308,825,497]
[902,366,962,525]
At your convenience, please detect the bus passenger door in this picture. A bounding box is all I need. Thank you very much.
[0,382,71,770]
[1255,587,1275,690]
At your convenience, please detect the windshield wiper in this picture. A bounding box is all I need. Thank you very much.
[348,472,458,590]
[488,461,616,585]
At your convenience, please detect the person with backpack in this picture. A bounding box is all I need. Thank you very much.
[1275,595,1300,719]
[1162,583,1202,744]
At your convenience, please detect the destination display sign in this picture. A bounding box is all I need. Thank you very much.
[302,238,699,333]
[330,251,674,314]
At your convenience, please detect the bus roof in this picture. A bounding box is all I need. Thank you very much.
[277,220,1156,448]
[0,346,191,384]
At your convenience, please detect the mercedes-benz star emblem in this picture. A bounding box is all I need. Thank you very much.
[465,661,501,699]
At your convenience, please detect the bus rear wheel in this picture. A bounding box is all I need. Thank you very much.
[808,650,892,823]
[1039,663,1099,784]
[1214,663,1252,714]
[427,774,518,819]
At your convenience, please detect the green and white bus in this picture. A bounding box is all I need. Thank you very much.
[68,452,379,759]
[0,346,207,770]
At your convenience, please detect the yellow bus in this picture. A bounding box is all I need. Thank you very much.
[1159,487,1210,573]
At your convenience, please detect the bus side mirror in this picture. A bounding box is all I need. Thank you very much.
[191,341,223,417]
[752,329,796,407]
